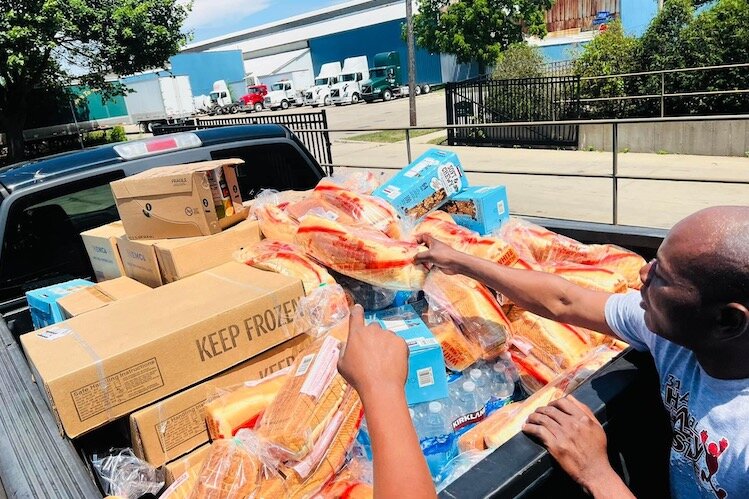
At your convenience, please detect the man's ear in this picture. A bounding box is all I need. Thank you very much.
[715,303,749,341]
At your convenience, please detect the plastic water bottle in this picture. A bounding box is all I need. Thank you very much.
[469,368,492,405]
[418,401,456,479]
[491,361,516,400]
[422,402,449,437]
[452,381,485,435]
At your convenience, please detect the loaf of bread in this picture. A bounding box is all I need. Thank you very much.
[253,203,299,243]
[190,438,264,499]
[422,309,482,372]
[313,184,402,239]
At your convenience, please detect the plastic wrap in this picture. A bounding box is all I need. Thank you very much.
[423,270,512,360]
[91,448,165,499]
[421,306,482,372]
[587,244,646,289]
[548,264,629,294]
[313,185,402,239]
[413,211,518,267]
[296,214,428,291]
[331,270,397,311]
[250,190,300,243]
[508,342,565,395]
[204,367,290,440]
[435,450,493,492]
[190,430,282,499]
[458,345,624,452]
[235,240,337,295]
[315,171,381,195]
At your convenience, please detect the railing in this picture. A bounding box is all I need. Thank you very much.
[315,114,749,227]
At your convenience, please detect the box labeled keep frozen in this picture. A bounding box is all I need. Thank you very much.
[110,159,246,240]
[442,185,509,235]
[373,149,467,219]
[369,305,448,405]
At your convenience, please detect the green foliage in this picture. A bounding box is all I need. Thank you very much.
[108,125,127,143]
[492,43,546,80]
[82,125,128,146]
[411,0,553,72]
[0,0,190,160]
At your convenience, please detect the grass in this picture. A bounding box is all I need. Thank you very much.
[428,135,448,145]
[656,149,669,155]
[348,128,441,143]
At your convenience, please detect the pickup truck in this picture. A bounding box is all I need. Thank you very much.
[0,125,671,498]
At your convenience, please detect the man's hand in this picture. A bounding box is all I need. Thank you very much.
[522,395,629,496]
[337,304,409,402]
[413,234,466,275]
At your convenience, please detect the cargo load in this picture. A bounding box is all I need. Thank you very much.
[80,221,127,281]
[57,277,151,319]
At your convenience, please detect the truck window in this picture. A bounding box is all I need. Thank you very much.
[211,143,322,199]
[285,83,291,91]
[0,173,123,302]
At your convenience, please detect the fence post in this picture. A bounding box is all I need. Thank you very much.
[612,122,619,225]
[321,109,334,176]
[445,83,454,146]
[660,73,665,118]
[405,129,412,164]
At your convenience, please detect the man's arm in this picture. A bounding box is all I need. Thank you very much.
[338,305,436,499]
[415,236,616,337]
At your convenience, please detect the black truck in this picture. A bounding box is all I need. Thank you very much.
[0,125,671,498]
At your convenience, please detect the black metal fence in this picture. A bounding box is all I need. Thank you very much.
[152,111,333,169]
[445,75,581,148]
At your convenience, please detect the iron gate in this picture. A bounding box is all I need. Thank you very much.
[446,75,581,148]
[152,111,333,169]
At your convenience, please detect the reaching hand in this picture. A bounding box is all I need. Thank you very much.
[413,234,465,275]
[337,304,409,401]
[522,395,616,493]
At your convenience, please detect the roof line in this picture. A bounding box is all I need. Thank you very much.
[182,0,401,52]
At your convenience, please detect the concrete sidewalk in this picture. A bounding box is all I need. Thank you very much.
[330,140,749,229]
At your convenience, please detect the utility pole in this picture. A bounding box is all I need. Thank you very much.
[406,0,417,126]
[658,0,664,11]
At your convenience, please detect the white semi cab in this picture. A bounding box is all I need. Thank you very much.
[264,76,307,110]
[210,80,234,108]
[303,62,342,107]
[330,56,369,106]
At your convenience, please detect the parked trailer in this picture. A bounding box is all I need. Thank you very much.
[122,75,195,132]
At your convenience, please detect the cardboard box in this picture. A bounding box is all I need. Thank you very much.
[21,262,305,438]
[130,334,310,466]
[117,237,163,288]
[442,185,509,235]
[161,444,211,499]
[373,148,467,219]
[80,221,127,282]
[57,277,152,318]
[118,219,262,287]
[25,279,95,329]
[110,159,246,240]
[369,305,449,405]
[155,219,261,283]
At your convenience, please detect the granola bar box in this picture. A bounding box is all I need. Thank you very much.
[442,185,509,235]
[373,149,467,220]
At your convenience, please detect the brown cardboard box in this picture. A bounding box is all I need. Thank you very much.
[21,262,305,438]
[117,237,163,288]
[155,219,261,283]
[110,159,247,240]
[57,277,151,318]
[130,334,310,466]
[80,221,127,282]
[161,444,211,498]
[118,219,262,287]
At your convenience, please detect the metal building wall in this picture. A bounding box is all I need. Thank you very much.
[308,19,443,84]
[170,50,245,96]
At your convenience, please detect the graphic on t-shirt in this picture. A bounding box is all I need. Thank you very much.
[664,375,729,498]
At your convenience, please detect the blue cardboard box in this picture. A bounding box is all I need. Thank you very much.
[442,185,509,235]
[373,149,468,220]
[25,279,95,329]
[369,305,449,405]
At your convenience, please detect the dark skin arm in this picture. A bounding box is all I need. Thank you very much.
[414,235,617,337]
[337,305,436,499]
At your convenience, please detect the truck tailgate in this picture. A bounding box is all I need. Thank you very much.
[0,319,100,498]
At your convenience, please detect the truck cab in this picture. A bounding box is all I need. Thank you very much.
[209,80,233,109]
[239,84,268,112]
[303,62,342,107]
[330,56,370,106]
[264,80,304,110]
[362,51,432,103]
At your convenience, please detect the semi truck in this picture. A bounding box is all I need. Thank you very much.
[303,62,342,107]
[122,75,195,132]
[238,84,268,113]
[361,51,433,103]
[0,124,670,498]
[330,56,369,106]
[264,75,308,110]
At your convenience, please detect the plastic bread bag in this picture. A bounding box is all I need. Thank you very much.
[257,389,364,499]
[317,452,374,499]
[420,303,482,372]
[255,285,351,462]
[315,171,382,195]
[296,214,428,291]
[423,270,512,360]
[204,366,291,440]
[330,270,397,311]
[572,244,647,289]
[545,263,629,294]
[190,429,283,499]
[312,184,402,239]
[413,211,519,267]
[458,344,624,452]
[250,190,300,243]
[434,449,493,492]
[91,448,164,499]
[235,239,337,295]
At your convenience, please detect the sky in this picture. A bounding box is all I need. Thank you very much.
[184,0,353,43]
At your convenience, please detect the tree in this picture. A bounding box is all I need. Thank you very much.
[411,0,553,74]
[492,43,546,80]
[0,0,190,162]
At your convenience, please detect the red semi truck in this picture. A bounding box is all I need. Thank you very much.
[238,84,268,113]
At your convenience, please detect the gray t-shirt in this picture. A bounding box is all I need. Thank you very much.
[606,291,749,499]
